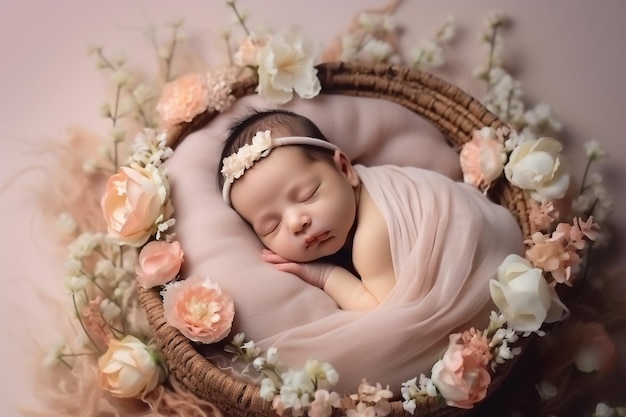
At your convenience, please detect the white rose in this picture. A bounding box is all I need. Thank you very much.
[489,254,567,332]
[504,137,570,202]
[97,335,166,398]
[256,25,321,104]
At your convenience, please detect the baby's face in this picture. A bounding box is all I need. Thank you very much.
[230,146,359,263]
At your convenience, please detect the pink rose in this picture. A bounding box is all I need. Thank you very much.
[161,275,235,344]
[460,127,507,189]
[101,165,173,247]
[136,241,184,289]
[430,334,491,409]
[156,73,210,127]
[574,322,616,373]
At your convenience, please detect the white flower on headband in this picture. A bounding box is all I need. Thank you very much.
[221,130,273,184]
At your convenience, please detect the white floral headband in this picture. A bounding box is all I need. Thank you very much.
[221,130,339,205]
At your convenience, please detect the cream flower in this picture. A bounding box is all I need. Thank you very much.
[304,359,339,386]
[97,335,166,398]
[584,139,606,160]
[221,130,274,183]
[256,25,322,104]
[460,127,507,189]
[161,275,235,344]
[504,137,570,201]
[101,165,173,247]
[489,254,567,332]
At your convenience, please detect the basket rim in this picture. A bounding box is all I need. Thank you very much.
[140,61,535,417]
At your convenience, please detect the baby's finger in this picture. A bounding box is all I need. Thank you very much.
[272,262,302,276]
[261,251,291,264]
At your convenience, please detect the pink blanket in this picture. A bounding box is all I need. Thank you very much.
[249,164,524,393]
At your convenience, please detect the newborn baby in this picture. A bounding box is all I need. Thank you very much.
[219,109,522,312]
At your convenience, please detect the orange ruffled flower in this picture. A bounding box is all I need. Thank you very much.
[161,275,235,344]
[157,73,211,127]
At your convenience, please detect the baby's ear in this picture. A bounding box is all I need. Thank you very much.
[333,150,359,187]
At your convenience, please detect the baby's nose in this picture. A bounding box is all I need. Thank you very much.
[287,213,310,234]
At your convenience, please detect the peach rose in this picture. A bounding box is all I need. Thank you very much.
[459,127,507,189]
[233,34,268,67]
[156,73,210,126]
[101,165,173,247]
[136,240,184,289]
[430,334,491,409]
[161,275,235,344]
[97,335,166,398]
[574,322,616,373]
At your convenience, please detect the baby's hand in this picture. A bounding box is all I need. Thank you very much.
[261,249,331,289]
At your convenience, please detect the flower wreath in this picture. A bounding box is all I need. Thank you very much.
[46,2,620,417]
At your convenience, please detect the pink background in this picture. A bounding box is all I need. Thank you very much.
[1,1,625,415]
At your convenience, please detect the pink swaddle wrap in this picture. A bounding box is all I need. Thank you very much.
[248,165,524,393]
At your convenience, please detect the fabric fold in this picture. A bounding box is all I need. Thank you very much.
[253,165,524,394]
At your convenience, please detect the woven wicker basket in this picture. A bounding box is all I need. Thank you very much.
[139,61,538,417]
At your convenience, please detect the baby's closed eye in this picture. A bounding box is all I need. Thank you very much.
[256,219,280,237]
[299,184,320,203]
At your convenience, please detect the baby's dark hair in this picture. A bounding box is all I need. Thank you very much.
[218,109,335,188]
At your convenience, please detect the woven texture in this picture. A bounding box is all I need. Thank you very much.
[138,62,537,417]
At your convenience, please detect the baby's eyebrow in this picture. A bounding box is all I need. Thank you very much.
[285,176,313,199]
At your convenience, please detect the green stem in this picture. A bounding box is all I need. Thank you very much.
[225,37,234,66]
[72,293,103,353]
[101,313,125,338]
[61,352,100,358]
[579,157,593,195]
[59,357,73,369]
[163,26,179,82]
[91,279,118,307]
[485,25,499,94]
[504,88,513,123]
[97,50,117,71]
[111,86,122,170]
[229,3,251,37]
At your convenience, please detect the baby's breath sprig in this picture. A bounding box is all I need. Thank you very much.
[146,18,187,83]
[473,13,561,140]
[410,15,456,70]
[477,11,508,92]
[224,0,252,37]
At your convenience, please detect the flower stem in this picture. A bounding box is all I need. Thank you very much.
[485,25,499,94]
[72,293,103,353]
[112,86,122,170]
[579,156,593,194]
[163,26,180,82]
[225,37,234,66]
[228,3,251,37]
[59,357,73,369]
[101,313,125,338]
